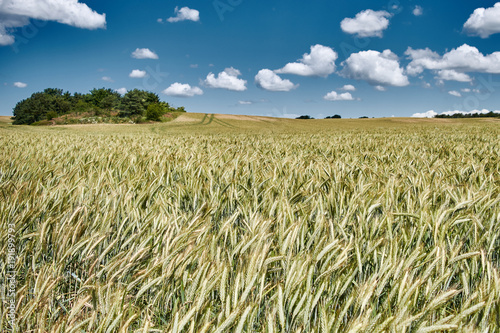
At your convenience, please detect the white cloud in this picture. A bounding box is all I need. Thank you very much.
[341,84,356,91]
[342,49,409,87]
[461,88,471,93]
[436,70,472,82]
[0,0,106,46]
[440,109,500,116]
[129,69,147,78]
[115,88,127,95]
[374,85,387,91]
[131,48,159,60]
[163,83,203,97]
[323,91,354,101]
[255,69,298,92]
[204,67,247,91]
[157,18,163,23]
[464,3,500,38]
[412,110,437,118]
[406,44,500,76]
[413,109,500,118]
[101,76,114,82]
[239,101,252,105]
[167,6,200,23]
[448,90,462,97]
[275,44,337,77]
[13,81,27,88]
[190,64,198,68]
[340,9,392,38]
[413,6,423,16]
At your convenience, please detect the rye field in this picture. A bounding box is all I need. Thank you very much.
[0,114,499,332]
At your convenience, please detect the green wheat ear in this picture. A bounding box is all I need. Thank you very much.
[0,117,498,331]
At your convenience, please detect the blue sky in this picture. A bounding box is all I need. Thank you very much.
[1,0,500,118]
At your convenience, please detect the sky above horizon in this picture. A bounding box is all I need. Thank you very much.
[1,0,500,118]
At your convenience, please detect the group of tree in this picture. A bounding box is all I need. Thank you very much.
[12,88,186,125]
[435,111,500,119]
[295,115,342,119]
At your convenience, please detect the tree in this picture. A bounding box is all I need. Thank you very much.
[119,89,160,117]
[325,114,341,119]
[146,103,165,121]
[296,115,314,119]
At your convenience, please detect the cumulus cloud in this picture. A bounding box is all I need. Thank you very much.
[406,44,500,76]
[411,110,437,118]
[342,49,409,87]
[413,109,500,118]
[413,6,423,16]
[129,69,147,78]
[163,83,203,97]
[436,70,472,82]
[323,91,354,101]
[464,3,500,38]
[275,44,337,77]
[341,84,356,91]
[167,6,200,23]
[255,69,298,92]
[340,9,392,38]
[0,0,106,46]
[115,88,127,95]
[448,90,462,97]
[131,48,159,60]
[101,76,114,82]
[13,81,27,88]
[374,85,387,91]
[204,67,247,91]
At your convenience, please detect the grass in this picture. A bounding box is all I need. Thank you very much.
[0,115,499,332]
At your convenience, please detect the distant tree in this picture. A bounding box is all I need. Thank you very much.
[176,106,186,112]
[87,88,121,110]
[145,103,165,121]
[359,116,369,119]
[325,114,341,119]
[46,111,57,120]
[296,115,314,119]
[119,89,160,117]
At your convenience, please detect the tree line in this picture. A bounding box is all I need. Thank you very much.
[12,88,185,125]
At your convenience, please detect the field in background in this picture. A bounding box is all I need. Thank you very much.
[0,116,499,332]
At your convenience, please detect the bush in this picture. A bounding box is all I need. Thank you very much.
[296,115,314,119]
[145,103,165,122]
[46,111,58,120]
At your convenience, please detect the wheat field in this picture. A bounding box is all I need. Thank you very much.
[0,115,499,332]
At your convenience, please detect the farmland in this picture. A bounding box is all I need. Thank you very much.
[0,114,499,332]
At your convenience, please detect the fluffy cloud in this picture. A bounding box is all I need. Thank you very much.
[129,69,147,78]
[255,69,298,92]
[341,84,356,91]
[436,70,472,82]
[163,83,203,97]
[411,110,437,118]
[342,50,409,87]
[0,0,106,46]
[340,10,392,38]
[413,6,423,16]
[464,3,500,38]
[204,67,247,91]
[448,90,462,97]
[167,7,200,23]
[131,48,159,60]
[101,76,114,82]
[13,81,27,88]
[412,109,500,118]
[275,45,337,77]
[374,85,387,91]
[323,91,354,101]
[115,88,127,95]
[406,44,500,76]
